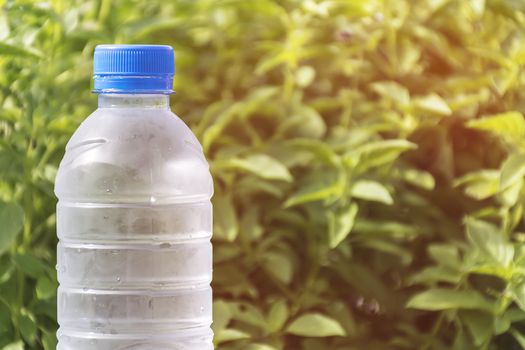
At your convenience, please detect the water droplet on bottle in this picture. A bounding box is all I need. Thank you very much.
[83,287,88,292]
[159,242,171,249]
[200,306,205,313]
[150,196,157,203]
[116,276,121,282]
[103,215,109,220]
[91,321,102,330]
[111,250,119,255]
[106,189,112,194]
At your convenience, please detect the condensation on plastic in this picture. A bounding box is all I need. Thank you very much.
[54,94,213,350]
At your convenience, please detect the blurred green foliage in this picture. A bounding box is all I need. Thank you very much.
[2,0,525,349]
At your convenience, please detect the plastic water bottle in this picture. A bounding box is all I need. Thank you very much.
[54,45,214,349]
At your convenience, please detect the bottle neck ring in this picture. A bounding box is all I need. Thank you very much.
[93,75,174,95]
[98,94,170,109]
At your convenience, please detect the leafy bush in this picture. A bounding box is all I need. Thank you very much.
[2,0,525,349]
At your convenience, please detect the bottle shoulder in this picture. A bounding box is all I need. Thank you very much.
[55,108,213,202]
[68,108,198,147]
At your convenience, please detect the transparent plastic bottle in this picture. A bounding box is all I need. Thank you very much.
[54,45,213,349]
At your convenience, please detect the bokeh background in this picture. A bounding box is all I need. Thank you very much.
[2,0,525,349]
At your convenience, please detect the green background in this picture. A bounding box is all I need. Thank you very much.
[2,0,525,349]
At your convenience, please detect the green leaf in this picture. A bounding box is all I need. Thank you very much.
[202,103,240,152]
[410,266,462,285]
[42,332,57,350]
[19,313,37,346]
[511,328,525,349]
[0,202,23,255]
[361,238,413,265]
[36,276,56,300]
[232,302,267,328]
[406,288,493,312]
[428,244,460,268]
[0,42,42,59]
[262,251,294,284]
[33,299,56,320]
[413,93,452,115]
[282,106,326,139]
[213,195,238,242]
[461,310,492,347]
[453,170,500,200]
[467,264,513,280]
[0,302,11,334]
[371,81,410,106]
[286,313,346,337]
[510,282,525,311]
[351,180,393,204]
[500,153,525,190]
[494,311,512,335]
[267,299,289,333]
[286,139,341,167]
[452,332,471,350]
[493,67,519,96]
[466,218,514,268]
[256,52,289,75]
[284,169,345,207]
[239,206,263,242]
[237,176,284,198]
[2,342,24,350]
[399,168,435,190]
[349,140,417,171]
[353,219,421,238]
[215,328,251,344]
[220,154,292,182]
[467,111,525,140]
[0,149,23,178]
[500,177,523,207]
[12,254,48,279]
[328,203,358,248]
[0,255,13,284]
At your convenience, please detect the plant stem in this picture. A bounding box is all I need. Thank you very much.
[421,312,446,350]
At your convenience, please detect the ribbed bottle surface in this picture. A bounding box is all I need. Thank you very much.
[55,101,213,350]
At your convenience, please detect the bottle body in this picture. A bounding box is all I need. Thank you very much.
[55,95,213,349]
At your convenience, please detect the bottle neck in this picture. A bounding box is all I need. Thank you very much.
[98,94,170,109]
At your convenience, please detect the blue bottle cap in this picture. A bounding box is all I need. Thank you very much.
[93,44,175,94]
